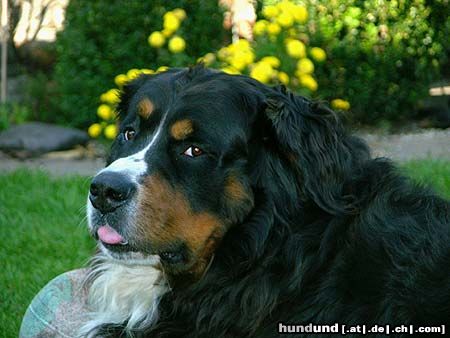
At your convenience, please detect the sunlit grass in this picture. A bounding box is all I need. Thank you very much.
[401,159,450,198]
[0,170,95,336]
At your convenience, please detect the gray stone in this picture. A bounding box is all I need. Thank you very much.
[0,122,89,156]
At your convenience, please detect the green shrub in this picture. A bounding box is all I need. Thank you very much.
[55,0,447,130]
[52,0,225,128]
[25,71,58,123]
[0,103,32,131]
[303,0,447,124]
[88,2,357,140]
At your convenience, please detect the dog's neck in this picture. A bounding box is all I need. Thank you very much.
[80,254,169,337]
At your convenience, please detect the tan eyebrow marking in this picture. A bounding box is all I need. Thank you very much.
[138,98,154,119]
[170,119,194,140]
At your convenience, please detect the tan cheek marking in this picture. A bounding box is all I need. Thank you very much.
[225,175,248,202]
[138,98,154,119]
[224,175,255,207]
[170,119,194,140]
[223,174,255,225]
[136,176,226,271]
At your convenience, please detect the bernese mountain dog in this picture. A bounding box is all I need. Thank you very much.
[84,65,450,337]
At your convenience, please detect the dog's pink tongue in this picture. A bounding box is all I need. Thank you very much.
[97,225,124,245]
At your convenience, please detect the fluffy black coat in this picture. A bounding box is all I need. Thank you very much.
[107,68,450,337]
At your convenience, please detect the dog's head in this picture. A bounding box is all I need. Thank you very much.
[87,66,368,279]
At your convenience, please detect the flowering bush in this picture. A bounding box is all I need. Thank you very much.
[88,1,349,139]
[206,1,339,99]
[53,0,225,129]
[86,0,448,138]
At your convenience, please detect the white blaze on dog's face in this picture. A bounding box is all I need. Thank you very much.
[87,68,256,279]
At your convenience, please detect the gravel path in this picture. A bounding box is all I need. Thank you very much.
[0,129,448,177]
[0,155,105,177]
[361,129,450,162]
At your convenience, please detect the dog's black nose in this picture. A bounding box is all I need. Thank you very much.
[89,172,136,213]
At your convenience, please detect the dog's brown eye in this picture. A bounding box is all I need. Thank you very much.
[183,146,203,157]
[124,129,136,141]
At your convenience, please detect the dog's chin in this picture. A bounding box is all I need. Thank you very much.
[98,242,161,267]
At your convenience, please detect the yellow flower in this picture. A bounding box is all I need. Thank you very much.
[156,66,169,73]
[250,62,274,84]
[277,1,296,13]
[233,39,251,51]
[310,47,327,62]
[244,51,255,64]
[331,99,351,110]
[261,56,280,68]
[163,12,180,32]
[173,8,186,21]
[262,5,279,19]
[267,22,281,35]
[127,69,141,80]
[104,124,118,140]
[286,39,306,58]
[168,36,186,53]
[229,58,246,71]
[221,67,240,75]
[253,20,268,36]
[217,47,230,61]
[100,89,121,104]
[297,58,315,74]
[277,12,294,28]
[278,71,289,85]
[292,5,308,23]
[97,104,114,121]
[88,123,102,138]
[233,49,254,67]
[298,74,318,91]
[141,69,154,75]
[218,40,254,69]
[198,53,216,66]
[229,56,247,71]
[148,31,166,48]
[114,74,128,87]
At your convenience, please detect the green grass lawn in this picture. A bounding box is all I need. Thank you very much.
[0,170,95,337]
[0,160,449,336]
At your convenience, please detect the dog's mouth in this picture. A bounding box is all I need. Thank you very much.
[95,224,185,265]
[97,225,129,246]
[96,225,136,256]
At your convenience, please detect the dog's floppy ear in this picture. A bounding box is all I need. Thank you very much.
[253,84,369,215]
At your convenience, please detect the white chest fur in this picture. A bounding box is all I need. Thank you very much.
[80,257,168,337]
